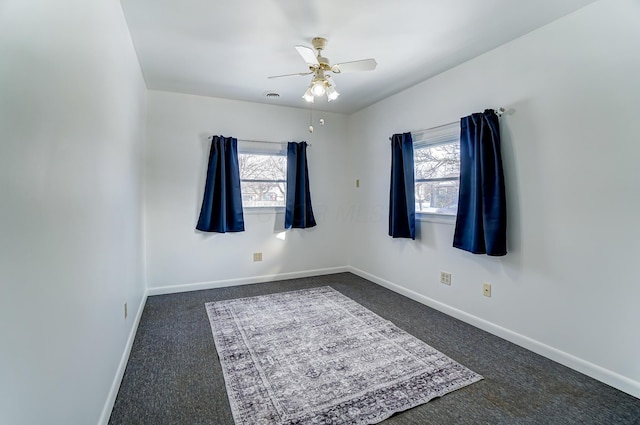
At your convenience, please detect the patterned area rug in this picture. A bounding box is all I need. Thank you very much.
[205,286,482,424]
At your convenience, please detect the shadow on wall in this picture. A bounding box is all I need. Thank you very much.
[195,133,211,227]
[484,100,549,281]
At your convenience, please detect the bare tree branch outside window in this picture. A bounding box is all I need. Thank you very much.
[414,141,460,214]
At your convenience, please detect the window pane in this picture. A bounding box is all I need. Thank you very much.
[241,181,286,207]
[415,142,460,180]
[239,153,286,180]
[415,180,459,215]
[238,153,286,207]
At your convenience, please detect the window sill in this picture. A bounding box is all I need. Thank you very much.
[243,206,285,215]
[417,212,456,225]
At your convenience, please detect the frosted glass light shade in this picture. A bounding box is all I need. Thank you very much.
[326,86,340,101]
[311,80,326,96]
[302,87,314,102]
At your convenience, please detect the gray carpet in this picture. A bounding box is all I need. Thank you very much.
[108,273,640,424]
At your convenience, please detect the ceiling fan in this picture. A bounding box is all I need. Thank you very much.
[268,37,377,103]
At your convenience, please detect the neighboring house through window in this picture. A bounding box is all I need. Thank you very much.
[413,122,460,216]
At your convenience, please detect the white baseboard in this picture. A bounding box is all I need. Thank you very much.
[347,266,640,399]
[146,266,350,296]
[97,293,148,425]
[100,265,638,425]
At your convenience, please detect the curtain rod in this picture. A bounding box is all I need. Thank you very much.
[206,136,311,146]
[389,107,505,141]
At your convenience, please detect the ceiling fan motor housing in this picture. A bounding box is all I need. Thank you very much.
[312,37,332,70]
[317,56,331,70]
[311,37,328,51]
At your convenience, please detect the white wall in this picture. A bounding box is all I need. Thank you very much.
[144,91,349,291]
[347,0,640,397]
[1,2,637,423]
[0,1,147,424]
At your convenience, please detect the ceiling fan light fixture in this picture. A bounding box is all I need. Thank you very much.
[326,86,340,101]
[302,87,315,103]
[311,79,326,96]
[303,78,338,102]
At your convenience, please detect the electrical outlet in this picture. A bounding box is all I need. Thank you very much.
[440,271,451,285]
[483,283,492,297]
[253,252,263,262]
[124,302,128,319]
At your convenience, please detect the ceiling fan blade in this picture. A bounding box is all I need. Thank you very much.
[332,58,377,73]
[295,45,319,66]
[268,71,313,79]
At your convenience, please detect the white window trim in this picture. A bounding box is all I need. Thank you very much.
[243,206,285,214]
[416,212,456,225]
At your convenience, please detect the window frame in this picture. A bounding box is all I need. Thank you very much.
[237,141,287,212]
[412,122,460,224]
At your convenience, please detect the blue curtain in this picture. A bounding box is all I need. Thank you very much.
[389,132,415,239]
[196,136,245,233]
[453,110,507,256]
[285,142,316,229]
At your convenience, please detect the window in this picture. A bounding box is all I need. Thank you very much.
[413,122,460,216]
[238,141,287,208]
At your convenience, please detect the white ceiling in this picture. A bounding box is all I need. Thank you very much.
[121,0,597,114]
